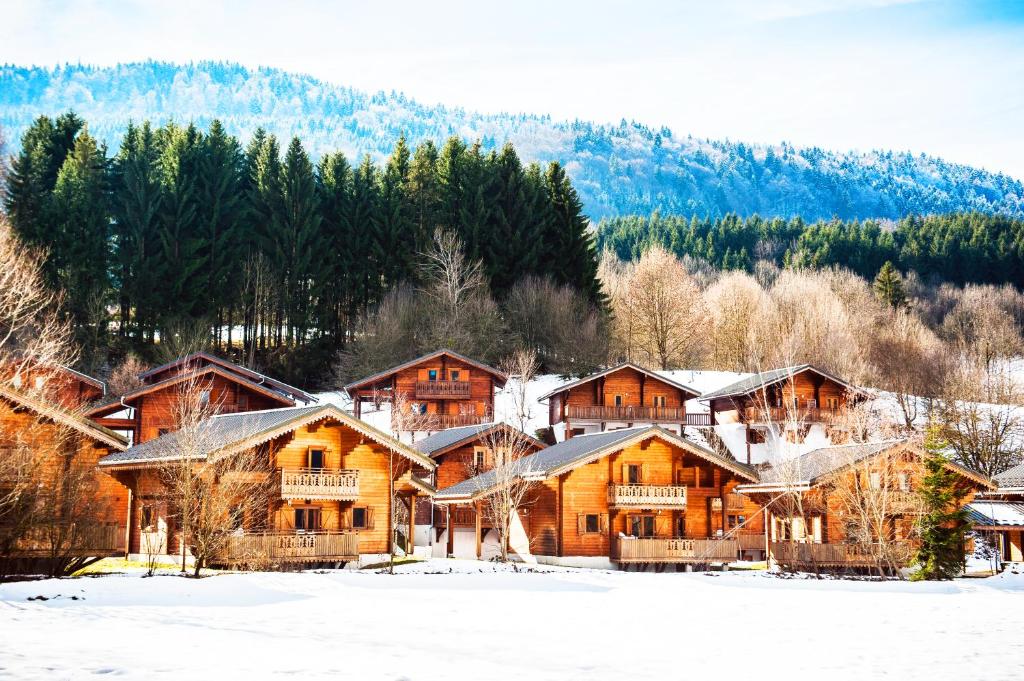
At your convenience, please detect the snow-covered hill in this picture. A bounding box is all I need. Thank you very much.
[2,61,1022,221]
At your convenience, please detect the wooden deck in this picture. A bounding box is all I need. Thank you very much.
[769,541,913,568]
[279,468,359,501]
[217,531,359,564]
[608,484,687,509]
[743,406,842,424]
[415,380,472,399]
[567,405,711,426]
[404,413,491,431]
[614,537,739,563]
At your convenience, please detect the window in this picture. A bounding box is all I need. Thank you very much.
[869,471,882,490]
[727,514,739,530]
[308,448,324,470]
[294,507,321,532]
[140,505,155,530]
[428,369,438,381]
[450,370,460,381]
[626,464,642,485]
[199,389,211,406]
[898,472,911,492]
[474,449,486,472]
[614,394,623,407]
[585,514,600,533]
[825,396,840,411]
[629,515,656,537]
[652,395,666,407]
[351,506,372,529]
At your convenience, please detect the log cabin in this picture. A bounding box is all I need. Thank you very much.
[699,364,868,464]
[0,384,129,572]
[435,426,764,568]
[88,352,316,446]
[345,349,507,442]
[410,422,546,558]
[3,362,106,409]
[539,362,704,442]
[736,440,993,574]
[968,463,1024,566]
[98,403,435,567]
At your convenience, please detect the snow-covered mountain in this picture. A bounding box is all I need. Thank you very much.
[2,61,1022,221]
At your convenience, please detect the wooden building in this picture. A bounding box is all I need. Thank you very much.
[435,426,763,568]
[98,404,435,567]
[539,363,705,441]
[737,440,993,573]
[345,350,507,440]
[88,352,315,446]
[410,422,546,558]
[968,463,1024,566]
[699,365,867,464]
[4,363,105,409]
[0,384,129,571]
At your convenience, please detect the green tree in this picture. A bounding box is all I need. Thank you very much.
[374,135,414,288]
[278,137,322,346]
[545,161,603,305]
[874,260,907,309]
[912,428,972,580]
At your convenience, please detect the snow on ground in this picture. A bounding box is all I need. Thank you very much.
[2,560,1022,681]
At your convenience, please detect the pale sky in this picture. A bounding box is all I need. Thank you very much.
[4,0,1024,178]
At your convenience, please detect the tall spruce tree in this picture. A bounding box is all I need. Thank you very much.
[374,135,414,288]
[874,260,908,309]
[317,151,355,341]
[913,428,972,580]
[545,161,603,305]
[278,137,322,346]
[407,140,442,257]
[350,155,381,312]
[484,144,544,297]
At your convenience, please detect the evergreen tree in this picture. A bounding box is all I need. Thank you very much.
[874,260,908,309]
[374,135,414,288]
[278,137,322,345]
[350,155,381,312]
[484,144,543,297]
[317,151,355,340]
[407,140,442,256]
[545,161,603,305]
[912,428,972,580]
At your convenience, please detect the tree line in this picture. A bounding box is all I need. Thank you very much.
[2,114,601,385]
[597,212,1024,289]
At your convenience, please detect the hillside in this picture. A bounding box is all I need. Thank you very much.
[1,61,1022,221]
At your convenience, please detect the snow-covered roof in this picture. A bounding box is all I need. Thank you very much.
[967,500,1024,529]
[699,364,864,401]
[994,462,1024,490]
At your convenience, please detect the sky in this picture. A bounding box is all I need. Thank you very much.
[4,0,1024,178]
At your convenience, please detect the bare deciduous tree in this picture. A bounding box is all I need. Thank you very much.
[105,353,149,398]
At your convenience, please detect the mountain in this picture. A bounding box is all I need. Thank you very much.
[1,61,1022,221]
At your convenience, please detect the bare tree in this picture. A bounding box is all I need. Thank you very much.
[157,373,272,577]
[0,125,8,203]
[500,348,539,434]
[105,353,149,398]
[869,311,946,431]
[470,426,537,562]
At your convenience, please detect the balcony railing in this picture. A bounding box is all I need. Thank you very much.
[614,537,739,563]
[415,380,471,399]
[608,484,687,509]
[402,412,491,431]
[743,406,842,424]
[13,524,125,556]
[435,506,479,527]
[280,468,359,501]
[769,541,914,567]
[216,531,359,564]
[568,405,685,422]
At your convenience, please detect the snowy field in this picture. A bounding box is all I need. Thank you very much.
[2,560,1023,681]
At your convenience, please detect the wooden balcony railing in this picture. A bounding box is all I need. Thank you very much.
[615,537,739,563]
[435,506,479,527]
[686,412,712,427]
[568,405,686,422]
[217,531,359,564]
[608,484,687,509]
[402,412,491,431]
[769,541,914,567]
[13,523,125,556]
[736,532,766,551]
[743,406,842,424]
[415,380,471,399]
[280,468,359,501]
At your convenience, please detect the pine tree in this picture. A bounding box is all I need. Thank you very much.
[912,427,972,580]
[317,151,355,341]
[279,137,322,346]
[407,140,442,257]
[545,161,603,305]
[350,155,381,313]
[374,135,414,288]
[874,260,907,309]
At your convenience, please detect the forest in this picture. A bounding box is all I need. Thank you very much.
[597,212,1024,289]
[0,113,601,385]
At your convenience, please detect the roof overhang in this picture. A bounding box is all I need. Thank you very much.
[537,363,700,403]
[344,349,508,395]
[0,385,127,450]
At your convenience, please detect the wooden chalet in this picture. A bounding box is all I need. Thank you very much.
[88,352,315,446]
[540,363,705,442]
[410,422,546,558]
[98,403,435,567]
[737,440,993,573]
[435,426,764,567]
[3,363,106,409]
[345,350,507,438]
[0,384,129,570]
[968,463,1024,565]
[699,364,867,463]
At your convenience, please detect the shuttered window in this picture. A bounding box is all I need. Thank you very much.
[351,506,375,530]
[577,513,608,535]
[295,507,322,531]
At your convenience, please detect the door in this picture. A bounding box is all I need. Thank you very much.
[139,502,168,556]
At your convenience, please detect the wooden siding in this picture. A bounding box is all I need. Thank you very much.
[557,367,690,437]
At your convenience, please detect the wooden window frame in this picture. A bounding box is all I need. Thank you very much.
[294,506,322,532]
[449,369,461,381]
[307,447,326,470]
[351,506,375,531]
[577,513,608,535]
[428,369,438,381]
[627,513,657,538]
[613,394,624,407]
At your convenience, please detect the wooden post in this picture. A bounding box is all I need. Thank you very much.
[123,484,133,559]
[408,494,416,555]
[474,500,483,559]
[446,505,454,557]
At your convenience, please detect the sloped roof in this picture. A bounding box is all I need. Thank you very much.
[994,462,1024,490]
[87,365,298,417]
[412,422,545,459]
[739,440,993,491]
[537,362,700,402]
[59,365,106,393]
[344,349,507,393]
[699,364,864,401]
[98,404,434,469]
[435,426,758,501]
[0,385,127,450]
[139,351,314,404]
[966,500,1024,529]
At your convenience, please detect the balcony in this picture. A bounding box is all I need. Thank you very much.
[614,537,739,563]
[415,380,471,399]
[608,484,687,509]
[216,531,359,564]
[743,406,842,424]
[279,468,359,501]
[403,412,491,431]
[769,541,913,568]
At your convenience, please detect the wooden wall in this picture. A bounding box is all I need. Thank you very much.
[391,355,496,417]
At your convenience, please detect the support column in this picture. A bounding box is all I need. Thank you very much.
[446,506,454,557]
[407,495,416,556]
[475,500,483,559]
